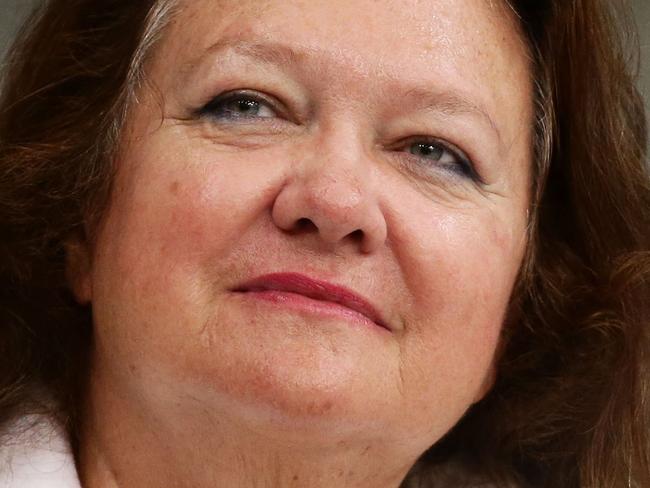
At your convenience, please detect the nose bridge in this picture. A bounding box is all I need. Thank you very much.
[301,133,368,215]
[271,125,387,254]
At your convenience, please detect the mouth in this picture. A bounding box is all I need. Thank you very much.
[232,272,390,332]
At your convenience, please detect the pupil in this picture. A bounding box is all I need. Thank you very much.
[413,143,442,159]
[236,99,258,113]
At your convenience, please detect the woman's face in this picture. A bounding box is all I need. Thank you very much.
[74,0,532,463]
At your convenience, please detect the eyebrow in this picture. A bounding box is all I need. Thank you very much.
[183,37,303,77]
[186,37,503,146]
[399,87,503,146]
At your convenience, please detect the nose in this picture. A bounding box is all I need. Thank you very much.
[271,138,387,254]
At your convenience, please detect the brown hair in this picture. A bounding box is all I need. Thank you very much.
[0,0,174,446]
[0,1,648,487]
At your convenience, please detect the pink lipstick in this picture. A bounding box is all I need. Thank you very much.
[233,272,389,331]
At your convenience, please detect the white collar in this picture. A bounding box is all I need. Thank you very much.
[0,415,81,488]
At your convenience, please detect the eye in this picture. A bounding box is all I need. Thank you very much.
[403,138,480,181]
[200,90,279,121]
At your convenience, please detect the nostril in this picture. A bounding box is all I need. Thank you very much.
[294,218,318,233]
[349,229,364,242]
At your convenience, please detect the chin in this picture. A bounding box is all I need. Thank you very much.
[169,337,391,436]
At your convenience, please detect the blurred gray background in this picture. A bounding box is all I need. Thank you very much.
[1,0,650,121]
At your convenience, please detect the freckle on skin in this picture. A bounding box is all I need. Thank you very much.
[169,181,180,195]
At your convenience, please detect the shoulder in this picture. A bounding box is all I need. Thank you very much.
[0,415,81,488]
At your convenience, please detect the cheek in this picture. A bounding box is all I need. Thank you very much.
[89,141,286,370]
[397,203,524,320]
[101,138,284,278]
[389,199,525,412]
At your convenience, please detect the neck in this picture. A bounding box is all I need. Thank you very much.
[77,368,414,488]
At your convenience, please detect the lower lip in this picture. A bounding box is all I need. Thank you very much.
[235,290,388,333]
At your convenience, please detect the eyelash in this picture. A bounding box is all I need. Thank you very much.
[198,91,481,182]
[199,90,283,121]
[396,137,480,182]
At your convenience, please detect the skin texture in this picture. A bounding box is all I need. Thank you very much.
[68,0,533,486]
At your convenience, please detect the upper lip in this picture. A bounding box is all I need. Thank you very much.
[233,272,390,331]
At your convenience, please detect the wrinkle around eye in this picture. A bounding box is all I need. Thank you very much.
[162,114,302,151]
[157,110,511,201]
[386,156,509,208]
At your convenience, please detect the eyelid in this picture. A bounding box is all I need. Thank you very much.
[394,135,484,183]
[199,89,289,120]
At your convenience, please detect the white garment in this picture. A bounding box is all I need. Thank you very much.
[0,416,81,488]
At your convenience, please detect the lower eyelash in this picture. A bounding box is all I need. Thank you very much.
[400,139,482,183]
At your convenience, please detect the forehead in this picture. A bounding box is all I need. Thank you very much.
[167,0,527,70]
[172,0,524,50]
[152,0,532,150]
